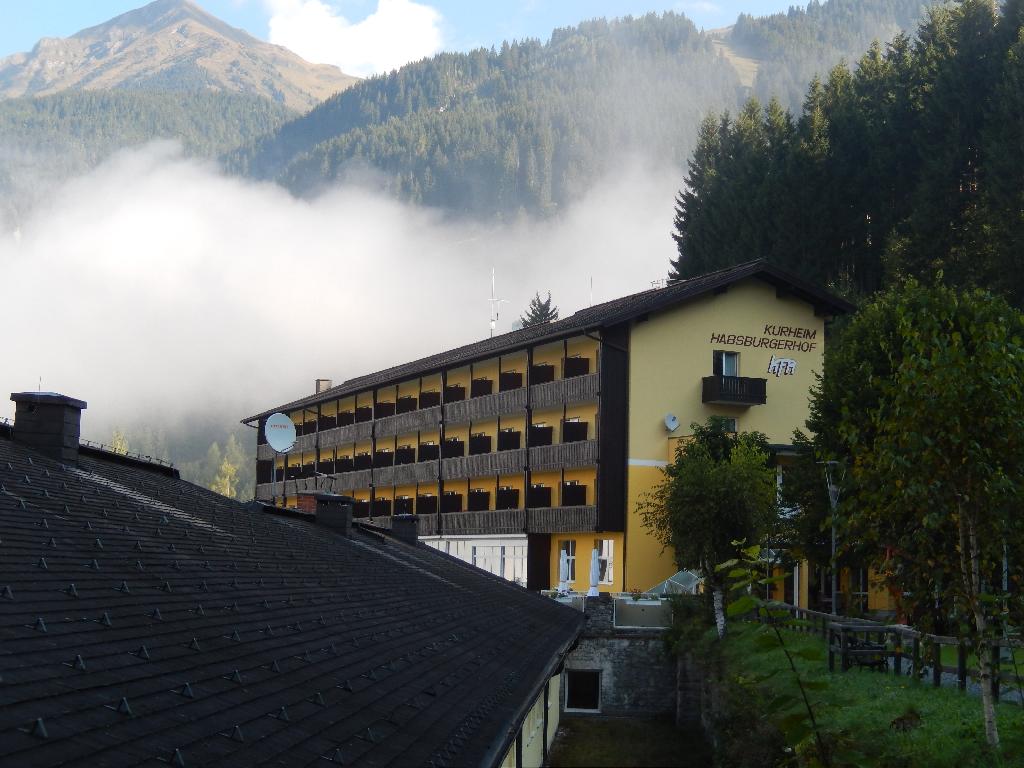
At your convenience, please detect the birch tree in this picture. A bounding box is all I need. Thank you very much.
[827,281,1024,749]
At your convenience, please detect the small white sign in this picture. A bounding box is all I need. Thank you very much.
[767,355,797,377]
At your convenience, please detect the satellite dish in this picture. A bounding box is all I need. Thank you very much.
[663,413,680,432]
[265,412,296,453]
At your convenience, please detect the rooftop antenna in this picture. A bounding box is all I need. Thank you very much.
[488,268,508,338]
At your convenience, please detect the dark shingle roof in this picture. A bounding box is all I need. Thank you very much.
[244,260,854,423]
[0,435,583,767]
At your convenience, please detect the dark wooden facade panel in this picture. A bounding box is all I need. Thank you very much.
[527,533,552,590]
[598,323,629,532]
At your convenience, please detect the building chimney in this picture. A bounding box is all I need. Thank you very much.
[315,379,332,394]
[390,514,418,545]
[10,392,87,464]
[314,493,354,537]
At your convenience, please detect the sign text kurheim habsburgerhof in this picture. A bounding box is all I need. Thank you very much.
[709,324,818,353]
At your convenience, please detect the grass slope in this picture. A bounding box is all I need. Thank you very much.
[724,624,1024,767]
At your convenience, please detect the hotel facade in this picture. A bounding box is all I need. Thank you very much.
[244,261,853,594]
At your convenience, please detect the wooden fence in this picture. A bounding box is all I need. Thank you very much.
[764,604,1023,702]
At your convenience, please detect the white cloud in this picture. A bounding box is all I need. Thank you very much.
[0,143,678,437]
[676,1,722,15]
[266,0,444,77]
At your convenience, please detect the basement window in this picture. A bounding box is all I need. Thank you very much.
[565,669,601,712]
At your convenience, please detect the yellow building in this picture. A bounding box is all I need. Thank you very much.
[243,261,852,593]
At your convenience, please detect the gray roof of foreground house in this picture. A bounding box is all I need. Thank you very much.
[0,430,584,767]
[243,259,855,423]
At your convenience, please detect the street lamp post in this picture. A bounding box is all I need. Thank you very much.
[823,461,843,615]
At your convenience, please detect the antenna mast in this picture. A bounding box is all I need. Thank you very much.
[488,268,509,338]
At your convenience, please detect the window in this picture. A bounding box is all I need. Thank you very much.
[595,539,614,584]
[565,669,601,712]
[560,540,576,581]
[713,350,739,377]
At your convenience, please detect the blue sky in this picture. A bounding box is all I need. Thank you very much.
[0,1,804,73]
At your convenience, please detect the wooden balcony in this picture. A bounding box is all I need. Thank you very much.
[530,372,599,409]
[444,387,527,424]
[329,468,373,491]
[318,421,373,449]
[387,461,439,486]
[369,514,439,536]
[442,448,527,481]
[374,405,442,438]
[294,431,316,453]
[527,505,598,533]
[529,440,598,472]
[701,376,767,406]
[441,509,526,536]
[256,443,276,461]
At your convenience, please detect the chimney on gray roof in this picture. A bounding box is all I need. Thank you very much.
[390,514,418,545]
[315,378,332,394]
[314,493,354,537]
[10,392,87,464]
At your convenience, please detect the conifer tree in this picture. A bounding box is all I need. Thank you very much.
[520,291,559,327]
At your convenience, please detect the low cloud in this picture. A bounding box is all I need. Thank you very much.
[0,143,679,438]
[266,0,444,76]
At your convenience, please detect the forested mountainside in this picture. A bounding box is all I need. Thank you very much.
[730,0,929,109]
[229,14,738,217]
[671,0,1024,306]
[0,90,293,225]
[230,0,933,219]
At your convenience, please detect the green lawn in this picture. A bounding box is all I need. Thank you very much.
[725,624,1024,767]
[547,715,713,768]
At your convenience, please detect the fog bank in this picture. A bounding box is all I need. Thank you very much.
[1,142,679,439]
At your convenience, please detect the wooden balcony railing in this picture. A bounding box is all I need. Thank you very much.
[329,469,373,492]
[529,440,598,471]
[318,421,373,449]
[701,375,767,406]
[444,388,528,424]
[374,406,442,438]
[527,505,598,533]
[442,448,527,481]
[368,514,439,536]
[387,461,439,486]
[530,372,599,409]
[441,509,526,536]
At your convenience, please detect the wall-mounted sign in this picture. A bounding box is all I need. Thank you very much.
[709,324,818,353]
[768,355,797,376]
